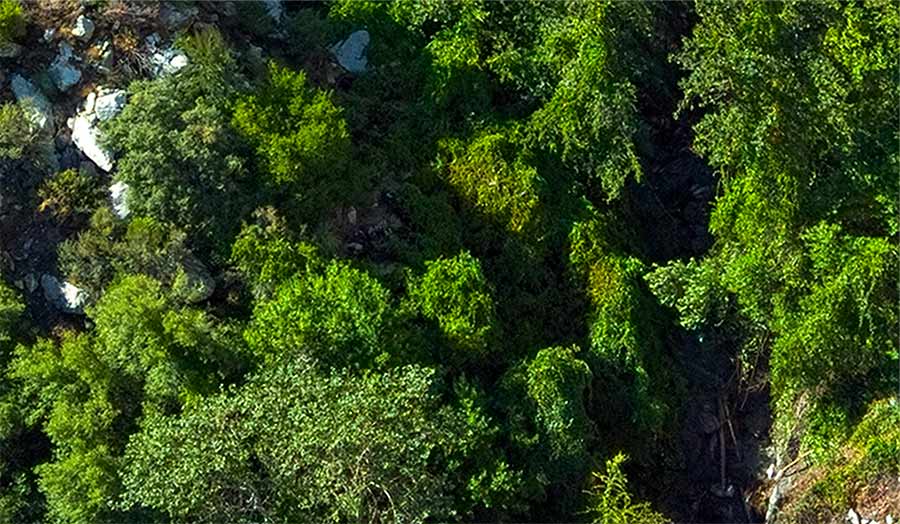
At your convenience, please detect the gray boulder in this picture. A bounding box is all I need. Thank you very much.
[71,114,113,171]
[330,30,370,74]
[41,274,88,314]
[10,75,54,132]
[94,89,127,121]
[48,42,82,92]
[72,15,95,41]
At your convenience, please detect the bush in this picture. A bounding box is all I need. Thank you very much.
[0,0,25,43]
[406,251,498,361]
[232,62,351,210]
[0,103,35,161]
[37,168,104,224]
[586,453,668,524]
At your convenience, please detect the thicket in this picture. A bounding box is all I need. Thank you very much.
[0,1,896,523]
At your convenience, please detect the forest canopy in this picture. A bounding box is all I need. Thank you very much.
[0,1,897,523]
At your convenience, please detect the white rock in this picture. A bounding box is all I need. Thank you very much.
[72,15,95,41]
[150,48,188,76]
[848,509,861,524]
[83,91,96,114]
[41,274,88,314]
[109,181,130,218]
[263,0,283,21]
[10,75,54,132]
[43,28,56,42]
[72,114,113,171]
[94,89,127,121]
[766,463,776,479]
[330,30,370,74]
[886,515,893,524]
[48,42,82,91]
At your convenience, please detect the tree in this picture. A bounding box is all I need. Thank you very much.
[9,276,246,522]
[120,357,495,523]
[406,251,498,362]
[585,453,668,524]
[245,261,395,369]
[232,62,351,213]
[103,30,252,259]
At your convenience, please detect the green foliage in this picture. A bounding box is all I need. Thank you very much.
[645,258,728,331]
[0,0,24,43]
[0,103,36,160]
[406,251,497,361]
[37,168,104,223]
[233,62,351,209]
[437,130,542,236]
[9,276,246,522]
[121,357,489,523]
[0,282,22,351]
[569,217,669,434]
[586,453,668,524]
[58,210,214,304]
[103,57,250,258]
[245,261,394,369]
[230,208,320,299]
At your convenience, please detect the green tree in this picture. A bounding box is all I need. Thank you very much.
[233,62,351,212]
[406,251,498,362]
[585,453,668,524]
[245,261,395,369]
[120,357,493,523]
[103,31,251,259]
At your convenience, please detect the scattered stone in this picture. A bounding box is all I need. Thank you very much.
[109,181,130,218]
[347,206,357,225]
[848,508,861,524]
[93,89,127,121]
[160,3,198,30]
[24,273,37,293]
[41,274,88,314]
[330,30,370,74]
[0,41,22,58]
[263,0,283,22]
[72,15,95,41]
[43,28,56,42]
[886,515,893,524]
[146,33,188,77]
[71,114,113,171]
[766,463,776,479]
[48,42,82,92]
[710,484,735,498]
[347,242,364,255]
[10,75,54,132]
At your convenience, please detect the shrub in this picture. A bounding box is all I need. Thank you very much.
[232,62,351,210]
[586,453,668,524]
[0,103,35,160]
[406,251,498,361]
[37,168,104,224]
[0,0,25,43]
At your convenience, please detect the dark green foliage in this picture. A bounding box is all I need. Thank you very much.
[37,168,104,224]
[58,210,214,304]
[103,31,251,258]
[0,103,35,160]
[230,208,321,299]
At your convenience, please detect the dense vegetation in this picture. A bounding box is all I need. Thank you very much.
[0,1,896,523]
